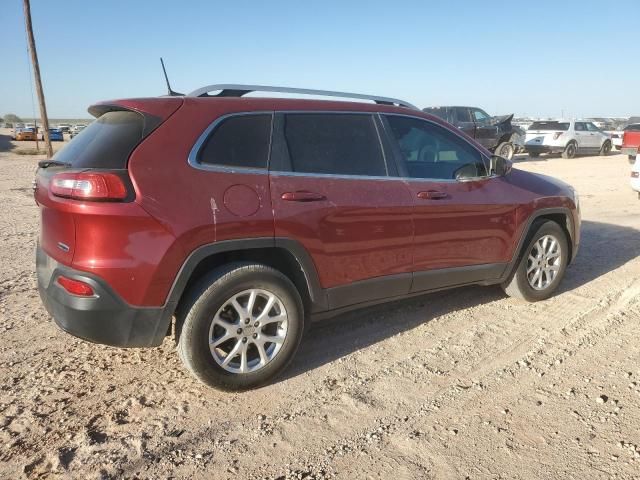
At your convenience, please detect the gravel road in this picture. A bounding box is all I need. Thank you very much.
[1,140,639,479]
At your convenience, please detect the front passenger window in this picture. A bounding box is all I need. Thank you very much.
[385,116,489,180]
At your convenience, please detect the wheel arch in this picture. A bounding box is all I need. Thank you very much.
[166,238,327,332]
[502,208,575,283]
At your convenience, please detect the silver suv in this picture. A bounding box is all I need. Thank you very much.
[525,120,612,158]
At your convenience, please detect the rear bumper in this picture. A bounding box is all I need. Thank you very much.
[525,144,564,154]
[36,246,170,347]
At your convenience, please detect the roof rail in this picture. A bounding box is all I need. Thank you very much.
[186,84,418,110]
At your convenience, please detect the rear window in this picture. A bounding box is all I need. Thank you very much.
[198,114,272,169]
[53,111,143,169]
[529,121,570,131]
[282,113,387,177]
[625,124,640,132]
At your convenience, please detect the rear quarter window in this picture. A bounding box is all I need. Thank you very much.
[197,114,272,169]
[53,111,144,169]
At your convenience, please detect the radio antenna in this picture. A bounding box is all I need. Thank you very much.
[160,57,183,96]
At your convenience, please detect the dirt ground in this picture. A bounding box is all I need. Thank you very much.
[1,129,639,479]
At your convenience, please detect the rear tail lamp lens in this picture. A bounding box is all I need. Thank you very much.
[57,276,95,296]
[553,132,563,140]
[50,172,128,200]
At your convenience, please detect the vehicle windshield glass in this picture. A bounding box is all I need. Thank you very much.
[53,111,144,168]
[529,121,570,131]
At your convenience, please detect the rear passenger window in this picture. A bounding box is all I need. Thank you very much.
[282,114,387,176]
[198,114,272,169]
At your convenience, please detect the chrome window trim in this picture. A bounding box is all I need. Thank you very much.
[187,111,274,175]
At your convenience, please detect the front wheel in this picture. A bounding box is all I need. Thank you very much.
[177,263,305,391]
[502,220,569,302]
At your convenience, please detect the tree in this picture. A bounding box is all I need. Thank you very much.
[4,114,22,124]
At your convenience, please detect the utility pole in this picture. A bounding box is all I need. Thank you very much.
[23,0,53,158]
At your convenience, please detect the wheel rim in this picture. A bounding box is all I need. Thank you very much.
[526,235,562,290]
[566,144,575,157]
[208,288,288,374]
[500,144,512,158]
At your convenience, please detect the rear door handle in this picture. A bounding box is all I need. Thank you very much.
[417,190,448,200]
[281,191,326,202]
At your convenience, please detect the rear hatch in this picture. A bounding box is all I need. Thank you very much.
[35,98,183,266]
[525,121,570,145]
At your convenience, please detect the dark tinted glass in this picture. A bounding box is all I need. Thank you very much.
[529,121,570,131]
[283,114,386,176]
[624,124,640,131]
[53,111,144,168]
[575,122,586,131]
[199,114,271,169]
[422,107,448,121]
[454,107,472,123]
[386,115,488,180]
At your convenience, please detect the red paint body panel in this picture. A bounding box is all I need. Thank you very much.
[622,131,640,148]
[270,174,413,288]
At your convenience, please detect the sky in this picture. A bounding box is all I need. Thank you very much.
[1,0,637,119]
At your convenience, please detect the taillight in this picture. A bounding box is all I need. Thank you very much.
[553,132,563,140]
[50,172,128,201]
[57,276,95,296]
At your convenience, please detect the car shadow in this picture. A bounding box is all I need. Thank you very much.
[0,133,15,152]
[282,219,640,380]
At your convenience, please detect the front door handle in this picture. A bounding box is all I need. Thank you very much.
[417,190,448,200]
[281,191,326,202]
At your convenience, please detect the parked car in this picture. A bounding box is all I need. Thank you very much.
[69,125,86,138]
[422,106,521,159]
[631,155,640,199]
[38,128,64,142]
[35,85,580,390]
[525,120,612,158]
[57,124,71,134]
[621,124,640,162]
[14,127,37,141]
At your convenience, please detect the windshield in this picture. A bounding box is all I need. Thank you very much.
[53,111,144,168]
[529,121,570,131]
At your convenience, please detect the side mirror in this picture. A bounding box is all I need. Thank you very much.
[490,155,512,176]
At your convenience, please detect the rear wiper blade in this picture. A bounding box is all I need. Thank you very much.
[38,160,70,168]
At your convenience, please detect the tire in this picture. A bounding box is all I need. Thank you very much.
[615,146,621,151]
[496,142,515,160]
[562,141,577,159]
[600,140,611,156]
[528,152,540,158]
[176,262,305,391]
[502,220,569,302]
[630,155,637,163]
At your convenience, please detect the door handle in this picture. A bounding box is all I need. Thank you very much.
[281,191,326,202]
[417,190,448,200]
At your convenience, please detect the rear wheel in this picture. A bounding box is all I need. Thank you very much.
[496,142,515,160]
[177,263,304,391]
[502,220,569,302]
[600,140,611,156]
[562,141,577,159]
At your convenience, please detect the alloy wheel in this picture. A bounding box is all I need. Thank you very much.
[526,234,562,290]
[208,289,288,373]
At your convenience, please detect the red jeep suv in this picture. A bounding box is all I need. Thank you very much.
[35,85,580,390]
